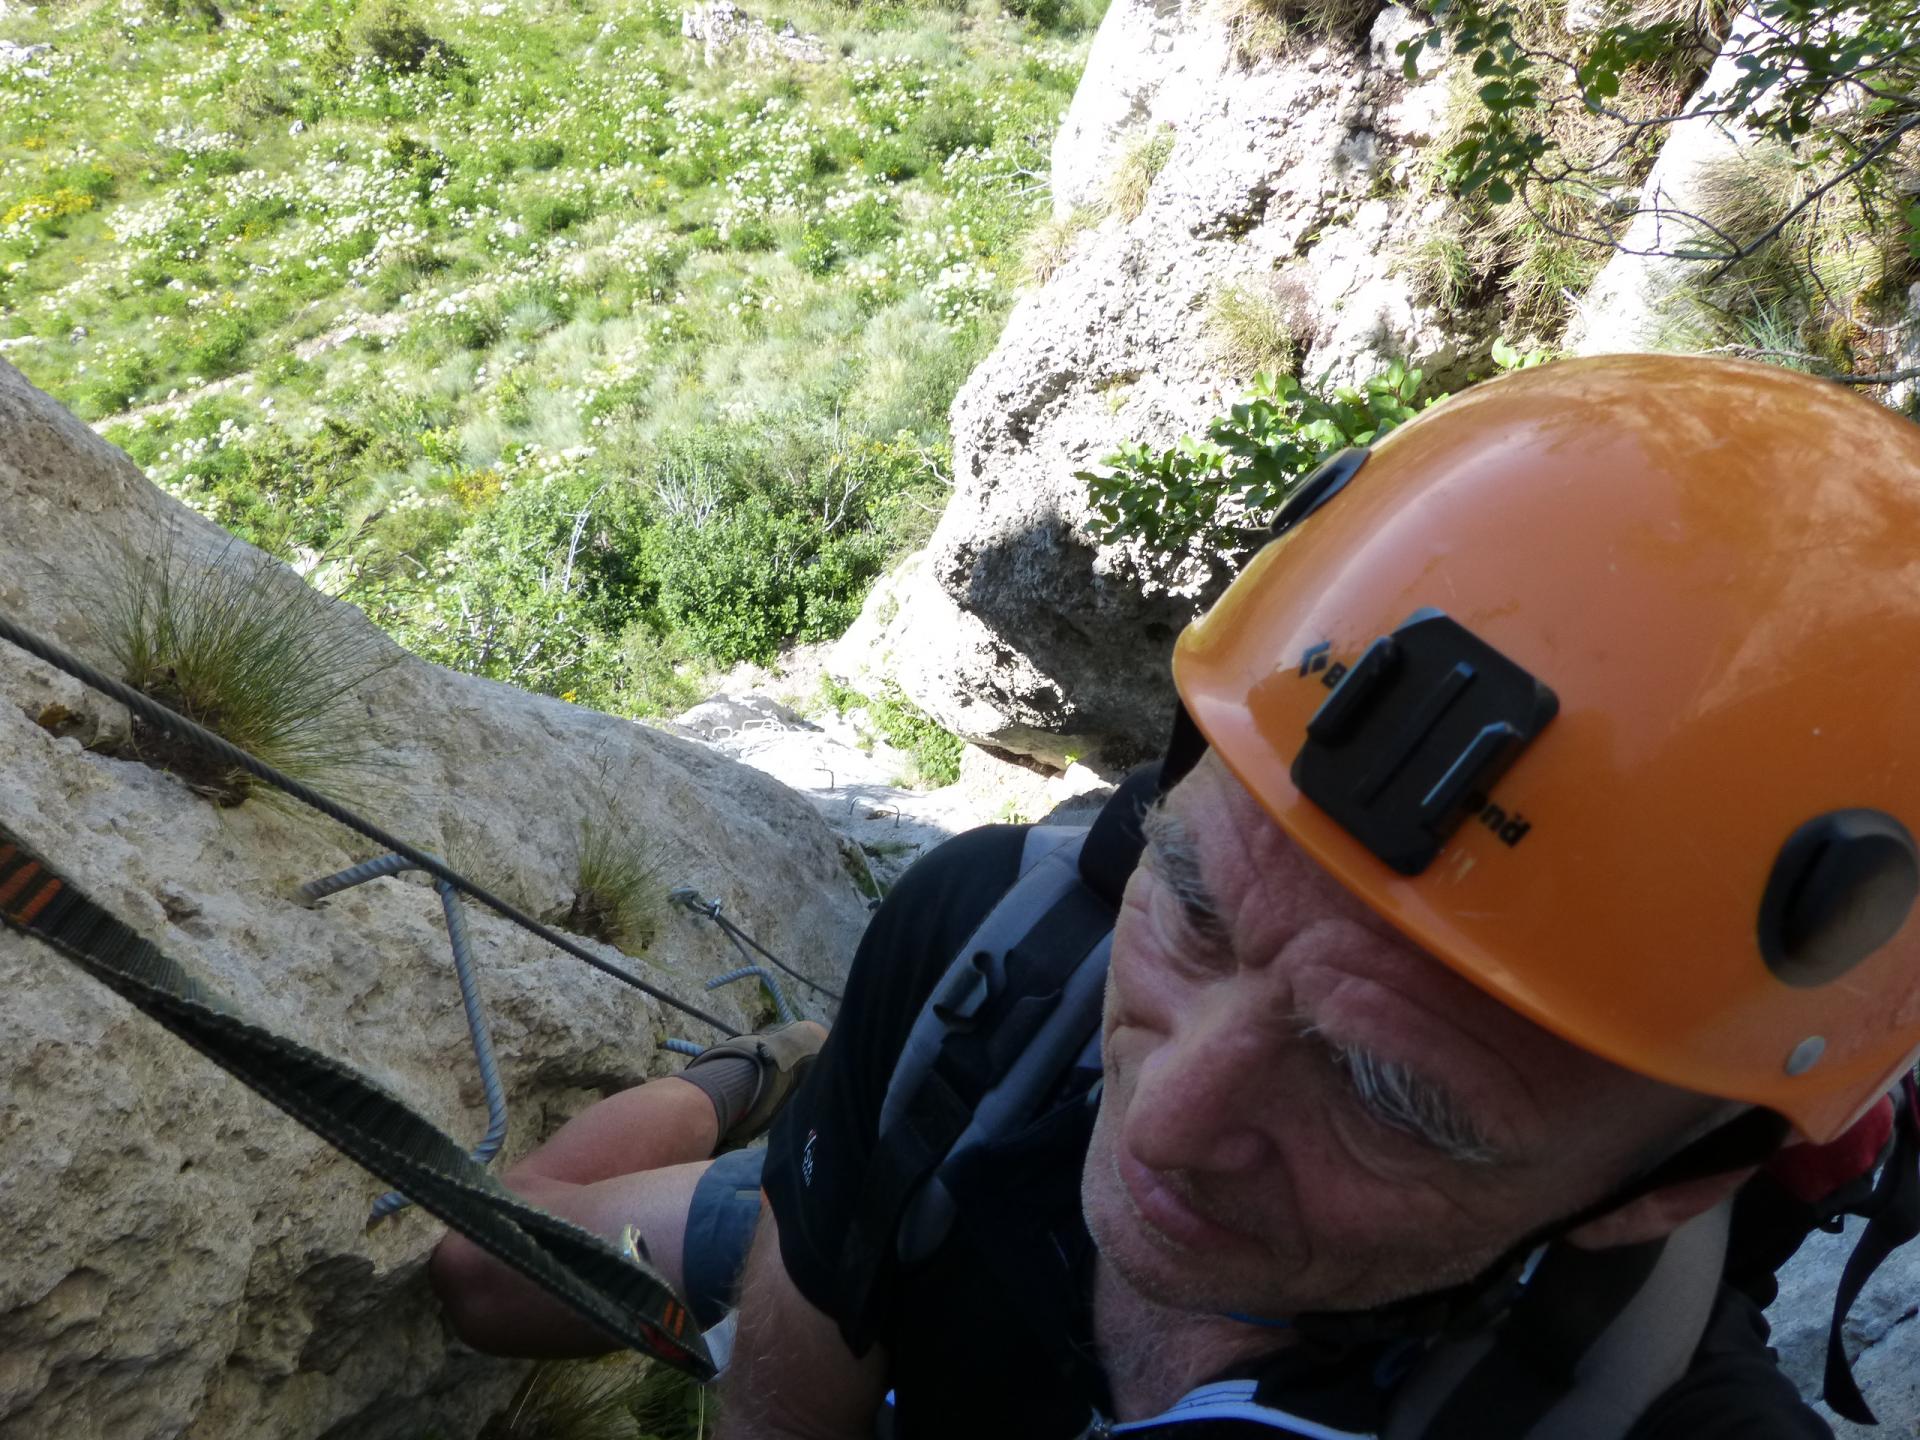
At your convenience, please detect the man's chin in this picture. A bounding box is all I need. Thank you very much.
[1085,1183,1265,1315]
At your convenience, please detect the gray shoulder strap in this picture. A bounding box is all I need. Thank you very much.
[876,827,1091,1140]
[1384,1199,1734,1440]
[878,826,1115,1265]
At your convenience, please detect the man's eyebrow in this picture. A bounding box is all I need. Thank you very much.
[1294,1017,1507,1167]
[1140,801,1231,948]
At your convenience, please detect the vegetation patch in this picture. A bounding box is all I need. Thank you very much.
[1218,0,1382,62]
[1391,0,1694,339]
[1401,0,1918,373]
[559,815,667,954]
[5,0,1107,723]
[818,674,966,788]
[1105,124,1175,223]
[102,543,400,805]
[1205,275,1310,384]
[1650,143,1912,367]
[1023,206,1097,284]
[1078,361,1436,565]
[479,1354,710,1440]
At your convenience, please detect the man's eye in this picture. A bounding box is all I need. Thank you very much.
[1146,889,1224,975]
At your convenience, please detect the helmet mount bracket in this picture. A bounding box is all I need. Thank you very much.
[1290,609,1559,877]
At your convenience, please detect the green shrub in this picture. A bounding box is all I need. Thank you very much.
[182,310,256,378]
[103,544,401,805]
[528,195,591,234]
[793,225,842,275]
[868,684,965,787]
[1078,361,1436,562]
[820,193,901,252]
[1002,0,1068,28]
[650,430,942,667]
[176,410,403,559]
[862,138,923,183]
[910,90,994,158]
[419,300,503,351]
[817,676,965,788]
[373,467,653,698]
[73,350,157,420]
[348,0,449,72]
[725,214,777,251]
[607,622,708,718]
[44,161,118,202]
[521,137,566,171]
[157,0,226,30]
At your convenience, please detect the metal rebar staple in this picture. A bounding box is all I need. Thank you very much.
[705,964,795,1024]
[299,855,508,1223]
[668,887,843,1003]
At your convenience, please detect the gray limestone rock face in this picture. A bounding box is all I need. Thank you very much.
[0,359,868,1439]
[1565,12,1773,356]
[844,0,1474,767]
[1774,1213,1920,1437]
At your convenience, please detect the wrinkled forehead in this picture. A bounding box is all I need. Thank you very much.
[1157,752,1708,1120]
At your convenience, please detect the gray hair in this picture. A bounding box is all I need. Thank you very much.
[1140,800,1231,949]
[1297,1020,1505,1167]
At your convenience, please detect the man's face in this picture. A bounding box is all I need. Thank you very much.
[1081,753,1717,1319]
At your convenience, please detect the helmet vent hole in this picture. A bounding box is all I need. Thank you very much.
[1758,810,1919,988]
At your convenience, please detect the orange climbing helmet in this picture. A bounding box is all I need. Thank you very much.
[1173,353,1920,1145]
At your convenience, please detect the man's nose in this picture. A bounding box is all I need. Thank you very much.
[1121,1015,1273,1176]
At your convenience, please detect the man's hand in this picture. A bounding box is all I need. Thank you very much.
[717,1212,888,1439]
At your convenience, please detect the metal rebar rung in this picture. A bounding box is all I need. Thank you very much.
[705,964,795,1024]
[300,853,510,1222]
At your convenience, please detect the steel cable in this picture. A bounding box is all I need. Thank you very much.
[0,610,735,1034]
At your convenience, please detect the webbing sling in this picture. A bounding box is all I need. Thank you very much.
[1822,1075,1920,1424]
[0,826,715,1380]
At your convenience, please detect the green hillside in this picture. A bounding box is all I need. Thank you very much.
[1,0,1099,713]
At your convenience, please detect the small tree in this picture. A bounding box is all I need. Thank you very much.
[1408,0,1920,384]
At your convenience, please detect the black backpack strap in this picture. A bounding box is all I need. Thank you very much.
[837,832,1117,1348]
[1822,1075,1920,1425]
[838,773,1157,1348]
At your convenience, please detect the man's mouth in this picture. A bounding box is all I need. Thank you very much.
[1115,1147,1250,1251]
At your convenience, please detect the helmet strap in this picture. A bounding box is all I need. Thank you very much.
[1290,1107,1790,1348]
[1158,699,1210,797]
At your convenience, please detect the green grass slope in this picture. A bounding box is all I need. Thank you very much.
[1,0,1100,715]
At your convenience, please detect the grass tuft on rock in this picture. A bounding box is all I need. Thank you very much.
[103,542,400,806]
[1218,0,1381,61]
[1650,143,1914,367]
[560,816,667,954]
[1024,207,1096,285]
[1105,125,1175,223]
[480,1355,711,1440]
[1206,279,1304,382]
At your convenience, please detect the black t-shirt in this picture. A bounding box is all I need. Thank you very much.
[761,827,1833,1440]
